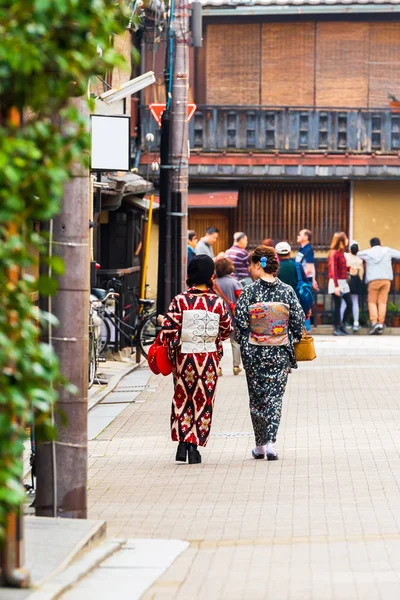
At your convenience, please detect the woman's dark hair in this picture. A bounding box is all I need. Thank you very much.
[350,242,359,255]
[249,245,279,274]
[186,275,214,288]
[215,257,235,278]
[329,232,347,252]
[186,254,215,287]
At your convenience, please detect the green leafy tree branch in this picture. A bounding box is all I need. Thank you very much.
[0,0,130,540]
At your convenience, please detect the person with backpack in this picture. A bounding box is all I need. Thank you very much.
[296,228,318,331]
[236,245,304,461]
[275,241,313,318]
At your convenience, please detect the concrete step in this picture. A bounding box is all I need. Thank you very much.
[1,517,106,600]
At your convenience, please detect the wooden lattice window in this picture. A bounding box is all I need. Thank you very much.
[235,182,349,250]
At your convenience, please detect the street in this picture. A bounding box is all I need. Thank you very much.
[62,335,400,599]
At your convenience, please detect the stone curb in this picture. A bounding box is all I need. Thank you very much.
[26,539,125,600]
[88,358,144,411]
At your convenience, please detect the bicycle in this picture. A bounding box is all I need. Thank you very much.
[91,281,158,358]
[88,300,99,388]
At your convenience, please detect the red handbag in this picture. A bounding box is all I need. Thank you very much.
[147,333,173,376]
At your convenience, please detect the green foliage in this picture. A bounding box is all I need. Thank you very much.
[0,0,128,540]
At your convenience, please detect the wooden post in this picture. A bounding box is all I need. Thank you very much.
[35,97,89,520]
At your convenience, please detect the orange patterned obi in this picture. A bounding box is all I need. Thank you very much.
[248,302,289,346]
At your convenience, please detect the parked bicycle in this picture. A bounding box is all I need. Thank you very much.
[91,279,158,358]
[88,296,102,388]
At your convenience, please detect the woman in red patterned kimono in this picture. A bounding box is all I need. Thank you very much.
[161,255,232,464]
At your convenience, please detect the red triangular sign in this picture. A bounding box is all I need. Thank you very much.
[149,103,197,127]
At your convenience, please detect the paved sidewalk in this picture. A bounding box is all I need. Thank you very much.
[23,355,140,484]
[82,336,400,599]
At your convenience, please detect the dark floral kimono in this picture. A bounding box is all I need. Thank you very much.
[235,278,304,446]
[161,287,232,447]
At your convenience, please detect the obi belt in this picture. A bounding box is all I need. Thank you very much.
[248,302,289,346]
[181,309,220,353]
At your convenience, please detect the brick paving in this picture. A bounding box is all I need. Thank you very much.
[87,336,400,599]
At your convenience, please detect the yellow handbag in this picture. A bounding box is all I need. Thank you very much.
[294,330,316,362]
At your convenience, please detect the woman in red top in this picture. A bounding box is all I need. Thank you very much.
[328,232,353,336]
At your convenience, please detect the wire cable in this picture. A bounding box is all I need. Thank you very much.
[166,0,175,110]
[48,219,58,518]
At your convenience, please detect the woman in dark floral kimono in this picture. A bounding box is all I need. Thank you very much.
[236,246,304,461]
[161,255,232,464]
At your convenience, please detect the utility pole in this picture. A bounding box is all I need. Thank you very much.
[170,0,189,297]
[157,0,189,313]
[36,97,89,519]
[156,109,172,314]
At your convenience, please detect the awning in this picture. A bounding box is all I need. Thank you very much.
[123,196,160,211]
[99,173,154,211]
[188,190,238,208]
[153,189,239,208]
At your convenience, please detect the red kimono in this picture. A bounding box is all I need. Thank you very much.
[161,287,232,447]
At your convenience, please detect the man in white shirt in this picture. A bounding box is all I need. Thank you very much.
[358,237,400,334]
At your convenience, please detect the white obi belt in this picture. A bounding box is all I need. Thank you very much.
[181,309,220,353]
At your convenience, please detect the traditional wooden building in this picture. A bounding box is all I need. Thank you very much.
[140,0,400,255]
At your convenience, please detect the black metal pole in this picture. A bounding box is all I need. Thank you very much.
[157,109,172,314]
[170,0,189,295]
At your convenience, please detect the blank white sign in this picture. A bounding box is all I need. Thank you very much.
[91,115,130,171]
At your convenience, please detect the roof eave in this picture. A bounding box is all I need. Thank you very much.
[203,3,400,16]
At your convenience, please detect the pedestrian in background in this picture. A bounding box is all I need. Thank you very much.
[296,228,318,331]
[226,232,249,280]
[214,257,243,376]
[187,230,198,265]
[340,241,364,332]
[161,255,232,464]
[262,238,274,247]
[235,245,304,461]
[296,229,318,290]
[195,226,225,262]
[358,237,400,335]
[276,241,312,319]
[328,232,353,336]
[276,241,308,292]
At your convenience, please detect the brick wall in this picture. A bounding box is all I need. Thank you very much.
[206,24,261,105]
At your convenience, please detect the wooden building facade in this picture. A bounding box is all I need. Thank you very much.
[140,1,400,252]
